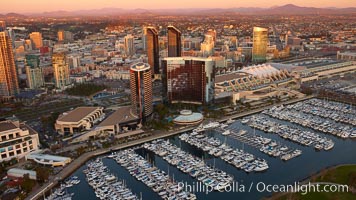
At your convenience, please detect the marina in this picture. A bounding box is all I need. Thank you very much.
[245,115,335,151]
[111,149,197,200]
[84,159,140,200]
[48,98,356,200]
[262,105,355,138]
[143,139,234,190]
[216,126,302,161]
[179,132,270,172]
[290,99,356,126]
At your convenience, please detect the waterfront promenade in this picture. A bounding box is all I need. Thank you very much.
[26,95,314,200]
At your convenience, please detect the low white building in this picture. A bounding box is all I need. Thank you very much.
[26,153,72,167]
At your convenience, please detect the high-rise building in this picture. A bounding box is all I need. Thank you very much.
[201,35,214,57]
[0,23,19,97]
[0,21,5,31]
[53,53,70,89]
[206,29,217,42]
[162,57,215,105]
[58,30,73,42]
[67,55,81,69]
[142,26,147,51]
[25,55,44,89]
[252,27,268,63]
[145,27,159,75]
[124,34,135,56]
[24,39,33,51]
[167,26,181,57]
[57,30,64,42]
[130,63,153,121]
[29,32,43,49]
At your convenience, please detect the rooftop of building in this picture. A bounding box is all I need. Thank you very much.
[26,153,71,163]
[173,110,203,124]
[57,107,101,123]
[163,57,213,61]
[98,106,138,127]
[338,51,356,56]
[280,58,347,69]
[239,64,280,77]
[215,72,250,83]
[130,62,150,72]
[0,121,18,132]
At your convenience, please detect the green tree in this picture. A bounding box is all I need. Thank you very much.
[21,174,35,193]
[36,167,50,183]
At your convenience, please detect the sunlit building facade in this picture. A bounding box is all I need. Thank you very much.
[124,34,135,56]
[130,63,153,121]
[58,30,74,42]
[167,26,181,57]
[145,27,159,75]
[252,27,268,63]
[53,53,70,89]
[29,32,43,49]
[201,35,214,57]
[25,54,44,89]
[0,118,40,162]
[162,57,215,105]
[0,23,19,98]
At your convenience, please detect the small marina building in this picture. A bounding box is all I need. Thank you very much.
[25,153,72,167]
[173,110,204,125]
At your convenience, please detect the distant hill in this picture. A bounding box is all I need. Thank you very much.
[257,4,356,15]
[5,13,26,18]
[1,4,356,17]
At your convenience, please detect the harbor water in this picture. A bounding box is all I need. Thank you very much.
[64,101,356,200]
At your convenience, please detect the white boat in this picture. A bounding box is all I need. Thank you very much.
[226,118,235,124]
[324,142,334,151]
[254,163,269,172]
[222,130,231,136]
[238,130,247,136]
[241,118,249,124]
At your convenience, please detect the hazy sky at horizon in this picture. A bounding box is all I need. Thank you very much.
[1,0,355,13]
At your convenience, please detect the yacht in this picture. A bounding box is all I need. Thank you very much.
[222,130,231,135]
[241,118,250,124]
[226,118,235,124]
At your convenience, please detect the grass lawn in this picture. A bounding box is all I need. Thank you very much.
[274,165,356,200]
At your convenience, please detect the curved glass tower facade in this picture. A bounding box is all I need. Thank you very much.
[130,63,153,121]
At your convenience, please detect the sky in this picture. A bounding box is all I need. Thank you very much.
[1,0,355,13]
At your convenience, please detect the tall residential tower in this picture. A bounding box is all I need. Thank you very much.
[167,26,181,57]
[0,21,19,97]
[252,27,268,63]
[145,27,159,75]
[29,32,43,49]
[53,53,70,89]
[130,63,153,121]
[124,34,135,56]
[25,54,44,89]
